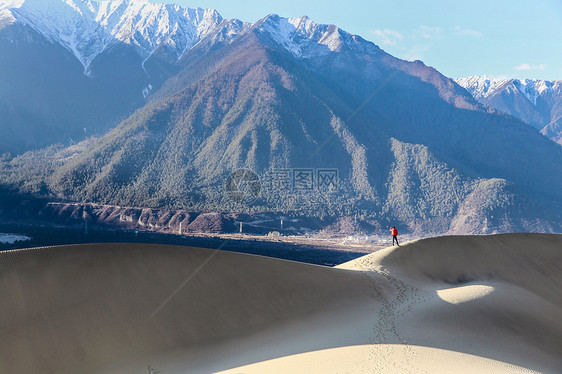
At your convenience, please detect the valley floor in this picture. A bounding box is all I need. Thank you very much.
[0,221,385,266]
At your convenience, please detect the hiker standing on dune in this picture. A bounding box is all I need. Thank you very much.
[390,226,399,246]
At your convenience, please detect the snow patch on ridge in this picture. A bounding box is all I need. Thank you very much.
[513,79,554,105]
[142,83,152,98]
[0,9,17,26]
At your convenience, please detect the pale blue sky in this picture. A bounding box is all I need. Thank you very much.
[155,0,562,80]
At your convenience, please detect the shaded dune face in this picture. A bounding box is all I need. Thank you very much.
[0,243,374,374]
[1,234,561,373]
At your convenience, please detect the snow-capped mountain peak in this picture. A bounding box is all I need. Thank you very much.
[456,75,560,105]
[255,14,365,58]
[456,75,562,145]
[454,76,511,100]
[3,0,223,75]
[0,0,25,10]
[2,0,387,77]
[512,79,555,105]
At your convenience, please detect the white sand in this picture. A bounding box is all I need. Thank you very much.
[218,345,541,374]
[0,233,561,373]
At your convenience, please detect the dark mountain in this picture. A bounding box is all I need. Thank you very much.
[5,14,551,234]
[1,7,561,234]
[0,23,149,153]
[0,0,224,154]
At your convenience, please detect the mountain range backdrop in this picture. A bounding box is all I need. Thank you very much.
[1,0,561,236]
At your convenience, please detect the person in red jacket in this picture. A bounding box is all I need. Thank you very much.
[390,226,399,246]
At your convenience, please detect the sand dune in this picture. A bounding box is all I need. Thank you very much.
[0,234,561,373]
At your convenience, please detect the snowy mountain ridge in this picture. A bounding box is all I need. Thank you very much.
[455,75,561,105]
[1,0,378,75]
[2,0,223,75]
[254,14,379,59]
